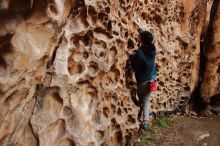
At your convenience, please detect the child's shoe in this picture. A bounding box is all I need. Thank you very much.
[142,122,148,130]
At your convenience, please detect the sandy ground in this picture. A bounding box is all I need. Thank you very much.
[135,116,220,146]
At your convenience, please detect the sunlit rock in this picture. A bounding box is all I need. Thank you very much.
[0,0,216,145]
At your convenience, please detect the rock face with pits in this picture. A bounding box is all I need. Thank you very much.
[0,0,216,145]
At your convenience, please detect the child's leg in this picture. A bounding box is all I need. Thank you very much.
[137,81,150,123]
[143,92,151,122]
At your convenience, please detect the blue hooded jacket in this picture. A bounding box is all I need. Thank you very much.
[131,43,157,83]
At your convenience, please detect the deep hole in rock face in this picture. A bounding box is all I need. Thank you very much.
[141,12,147,19]
[112,130,122,144]
[184,86,190,91]
[81,30,93,46]
[125,133,132,146]
[83,51,89,59]
[123,108,128,113]
[97,12,108,21]
[118,11,121,17]
[177,37,188,49]
[105,6,110,13]
[87,6,97,24]
[94,27,113,39]
[127,39,134,49]
[88,61,99,76]
[77,8,89,29]
[68,58,85,75]
[111,118,117,125]
[217,65,220,73]
[107,21,112,31]
[124,31,128,38]
[117,108,122,116]
[0,33,14,69]
[111,104,116,113]
[210,94,220,106]
[158,81,165,86]
[81,35,90,46]
[103,107,110,118]
[153,14,163,24]
[189,88,206,114]
[113,31,119,36]
[4,0,33,17]
[92,40,107,58]
[48,3,58,15]
[112,95,117,103]
[72,0,85,10]
[99,51,105,57]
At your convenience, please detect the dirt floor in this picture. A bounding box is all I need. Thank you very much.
[134,116,220,146]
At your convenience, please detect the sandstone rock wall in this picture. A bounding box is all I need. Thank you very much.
[0,0,214,145]
[200,1,220,103]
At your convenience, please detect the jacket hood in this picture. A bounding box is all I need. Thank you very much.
[140,31,154,44]
[142,43,156,55]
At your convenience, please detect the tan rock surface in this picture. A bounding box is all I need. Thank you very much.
[201,2,220,103]
[0,0,216,145]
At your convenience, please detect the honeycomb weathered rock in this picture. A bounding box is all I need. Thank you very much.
[0,0,216,145]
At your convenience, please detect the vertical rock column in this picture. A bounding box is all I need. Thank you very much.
[201,1,220,103]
